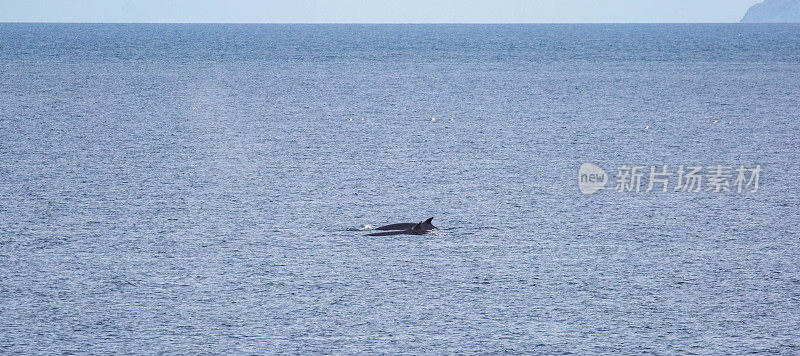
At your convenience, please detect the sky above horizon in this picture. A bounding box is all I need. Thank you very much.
[0,0,764,23]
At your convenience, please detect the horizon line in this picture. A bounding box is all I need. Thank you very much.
[0,21,760,25]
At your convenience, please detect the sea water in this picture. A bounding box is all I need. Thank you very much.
[1,24,799,354]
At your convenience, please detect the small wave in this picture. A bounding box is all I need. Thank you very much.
[344,225,376,231]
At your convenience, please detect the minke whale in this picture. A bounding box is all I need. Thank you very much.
[367,217,437,236]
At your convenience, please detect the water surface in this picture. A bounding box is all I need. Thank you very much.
[1,24,799,354]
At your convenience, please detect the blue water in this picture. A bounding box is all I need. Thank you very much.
[1,24,799,354]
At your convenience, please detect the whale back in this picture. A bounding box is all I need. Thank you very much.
[376,222,417,231]
[370,217,437,235]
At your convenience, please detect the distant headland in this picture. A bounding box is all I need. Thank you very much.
[741,0,800,22]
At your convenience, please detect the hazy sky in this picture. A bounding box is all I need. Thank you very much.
[0,0,764,23]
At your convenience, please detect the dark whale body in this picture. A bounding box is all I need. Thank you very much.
[375,223,417,231]
[375,217,436,231]
[368,217,437,236]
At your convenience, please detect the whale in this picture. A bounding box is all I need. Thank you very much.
[367,217,437,236]
[375,217,436,231]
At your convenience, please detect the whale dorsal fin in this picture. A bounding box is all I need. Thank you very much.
[411,221,423,233]
[424,217,434,224]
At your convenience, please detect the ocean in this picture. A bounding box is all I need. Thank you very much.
[1,23,799,354]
